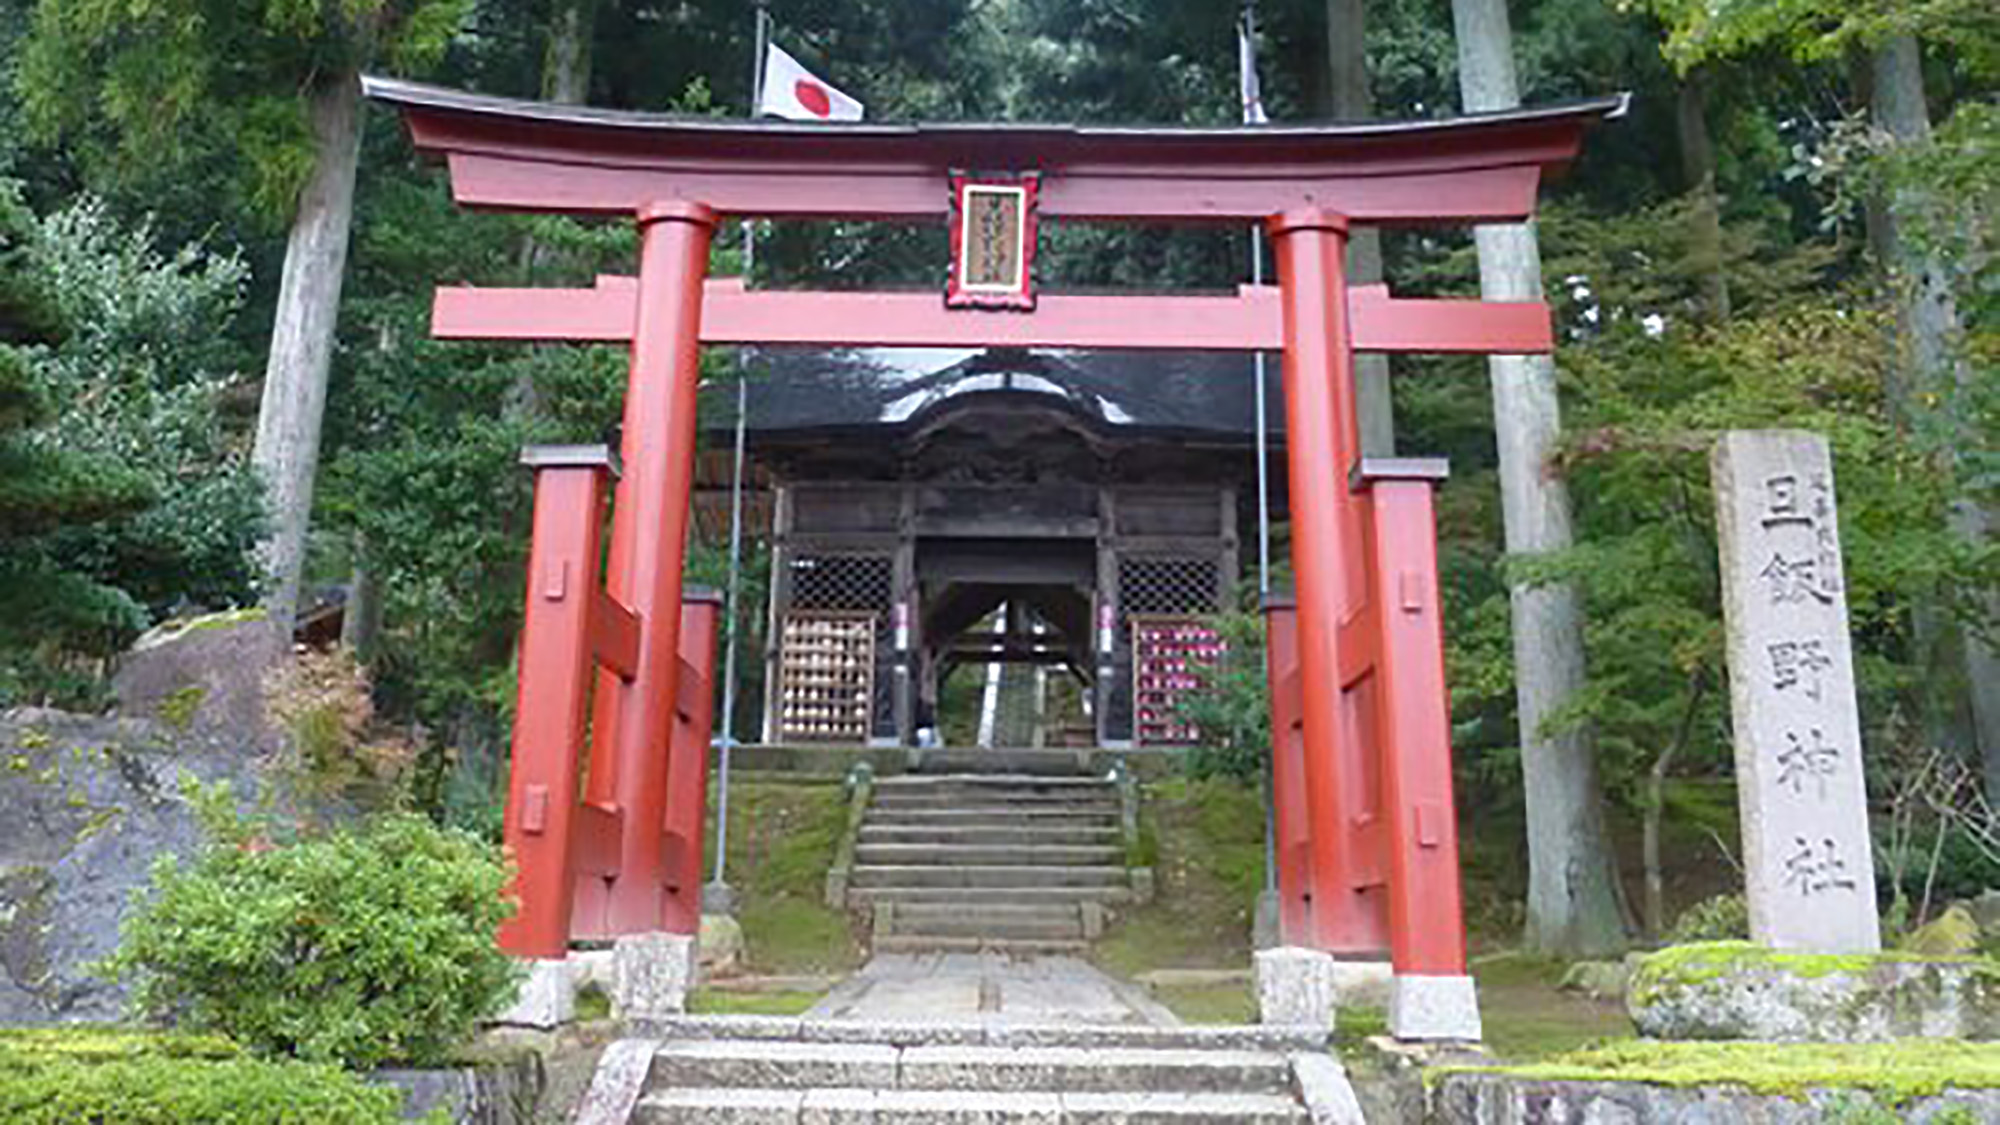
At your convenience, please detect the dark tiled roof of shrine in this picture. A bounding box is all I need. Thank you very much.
[720,347,1284,440]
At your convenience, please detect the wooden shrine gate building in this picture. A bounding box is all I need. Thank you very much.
[367,76,1624,1039]
[732,346,1260,751]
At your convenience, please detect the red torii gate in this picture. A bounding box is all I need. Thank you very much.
[366,76,1624,1038]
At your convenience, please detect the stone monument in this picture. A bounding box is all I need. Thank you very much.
[1713,430,1880,953]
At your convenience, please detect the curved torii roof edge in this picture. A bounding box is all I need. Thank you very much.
[362,75,1629,224]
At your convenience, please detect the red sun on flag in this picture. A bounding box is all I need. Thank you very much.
[760,43,864,121]
[794,79,832,118]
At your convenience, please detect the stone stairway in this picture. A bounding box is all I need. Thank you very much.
[850,769,1135,954]
[584,1018,1363,1124]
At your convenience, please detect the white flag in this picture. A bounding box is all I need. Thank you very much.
[758,42,864,122]
[1238,18,1268,125]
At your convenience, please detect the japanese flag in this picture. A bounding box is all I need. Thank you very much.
[759,43,864,122]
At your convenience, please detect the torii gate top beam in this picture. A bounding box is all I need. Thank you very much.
[363,76,1627,224]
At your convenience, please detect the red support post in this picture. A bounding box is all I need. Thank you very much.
[660,590,722,934]
[1357,462,1470,979]
[1269,208,1374,953]
[499,448,618,959]
[596,200,717,935]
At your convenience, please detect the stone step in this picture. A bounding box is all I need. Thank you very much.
[872,778,1117,799]
[869,934,1091,955]
[644,1040,1294,1096]
[895,1046,1294,1096]
[635,1088,1306,1124]
[865,806,1121,827]
[854,842,1125,867]
[858,823,1122,847]
[910,750,1103,776]
[648,1040,898,1090]
[635,1014,1329,1053]
[874,773,1111,789]
[883,903,1085,941]
[851,864,1130,889]
[846,885,1135,907]
[869,794,1120,814]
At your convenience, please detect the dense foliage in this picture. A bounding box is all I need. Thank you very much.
[0,1028,405,1125]
[104,784,519,1070]
[0,182,261,706]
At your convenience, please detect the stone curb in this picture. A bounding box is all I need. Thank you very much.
[624,1015,1328,1052]
[570,1038,659,1125]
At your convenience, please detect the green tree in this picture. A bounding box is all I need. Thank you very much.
[0,183,151,702]
[17,0,471,634]
[0,176,264,706]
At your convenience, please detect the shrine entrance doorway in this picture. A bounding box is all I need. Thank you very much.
[368,76,1624,1039]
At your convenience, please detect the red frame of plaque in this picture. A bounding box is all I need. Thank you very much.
[946,171,1039,310]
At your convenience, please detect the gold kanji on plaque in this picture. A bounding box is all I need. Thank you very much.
[947,172,1039,310]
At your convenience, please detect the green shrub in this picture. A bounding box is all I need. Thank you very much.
[1664,892,1749,944]
[102,785,521,1069]
[0,1028,405,1123]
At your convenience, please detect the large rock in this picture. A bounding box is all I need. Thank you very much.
[1628,941,2000,1042]
[0,708,263,1024]
[112,610,285,750]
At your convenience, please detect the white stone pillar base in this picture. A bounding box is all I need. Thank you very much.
[1254,946,1338,1030]
[1389,973,1482,1041]
[491,957,576,1028]
[612,931,697,1019]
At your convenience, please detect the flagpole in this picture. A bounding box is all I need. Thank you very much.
[708,1,769,903]
[1241,1,1280,907]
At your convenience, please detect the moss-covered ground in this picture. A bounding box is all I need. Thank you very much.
[1452,1040,2000,1102]
[1628,940,1999,1006]
[1101,776,1636,1060]
[704,778,860,978]
[687,988,825,1016]
[1093,776,1263,979]
[1469,952,1633,1062]
[1151,982,1258,1025]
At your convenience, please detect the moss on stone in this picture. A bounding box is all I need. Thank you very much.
[1443,1039,2000,1103]
[1628,941,2000,1008]
[182,608,267,632]
[156,686,205,732]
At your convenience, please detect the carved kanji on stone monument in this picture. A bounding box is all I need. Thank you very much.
[1714,430,1881,953]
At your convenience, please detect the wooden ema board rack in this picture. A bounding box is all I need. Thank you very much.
[1131,614,1224,746]
[779,611,876,743]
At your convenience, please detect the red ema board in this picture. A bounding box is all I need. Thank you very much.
[1132,616,1225,745]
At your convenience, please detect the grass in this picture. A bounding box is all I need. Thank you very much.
[1094,775,1263,978]
[1470,951,1634,1062]
[705,779,862,976]
[1151,982,1256,1025]
[687,989,825,1016]
[1451,1040,2000,1103]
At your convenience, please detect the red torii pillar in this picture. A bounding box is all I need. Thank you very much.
[589,202,716,937]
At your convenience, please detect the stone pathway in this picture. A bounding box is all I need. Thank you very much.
[806,952,1180,1028]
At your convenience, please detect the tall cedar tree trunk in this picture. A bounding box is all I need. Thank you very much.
[543,0,595,105]
[1675,67,1730,322]
[254,72,363,633]
[1867,37,2000,798]
[1326,0,1394,455]
[1450,0,1631,955]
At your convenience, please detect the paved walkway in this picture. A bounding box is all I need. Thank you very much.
[806,953,1180,1028]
